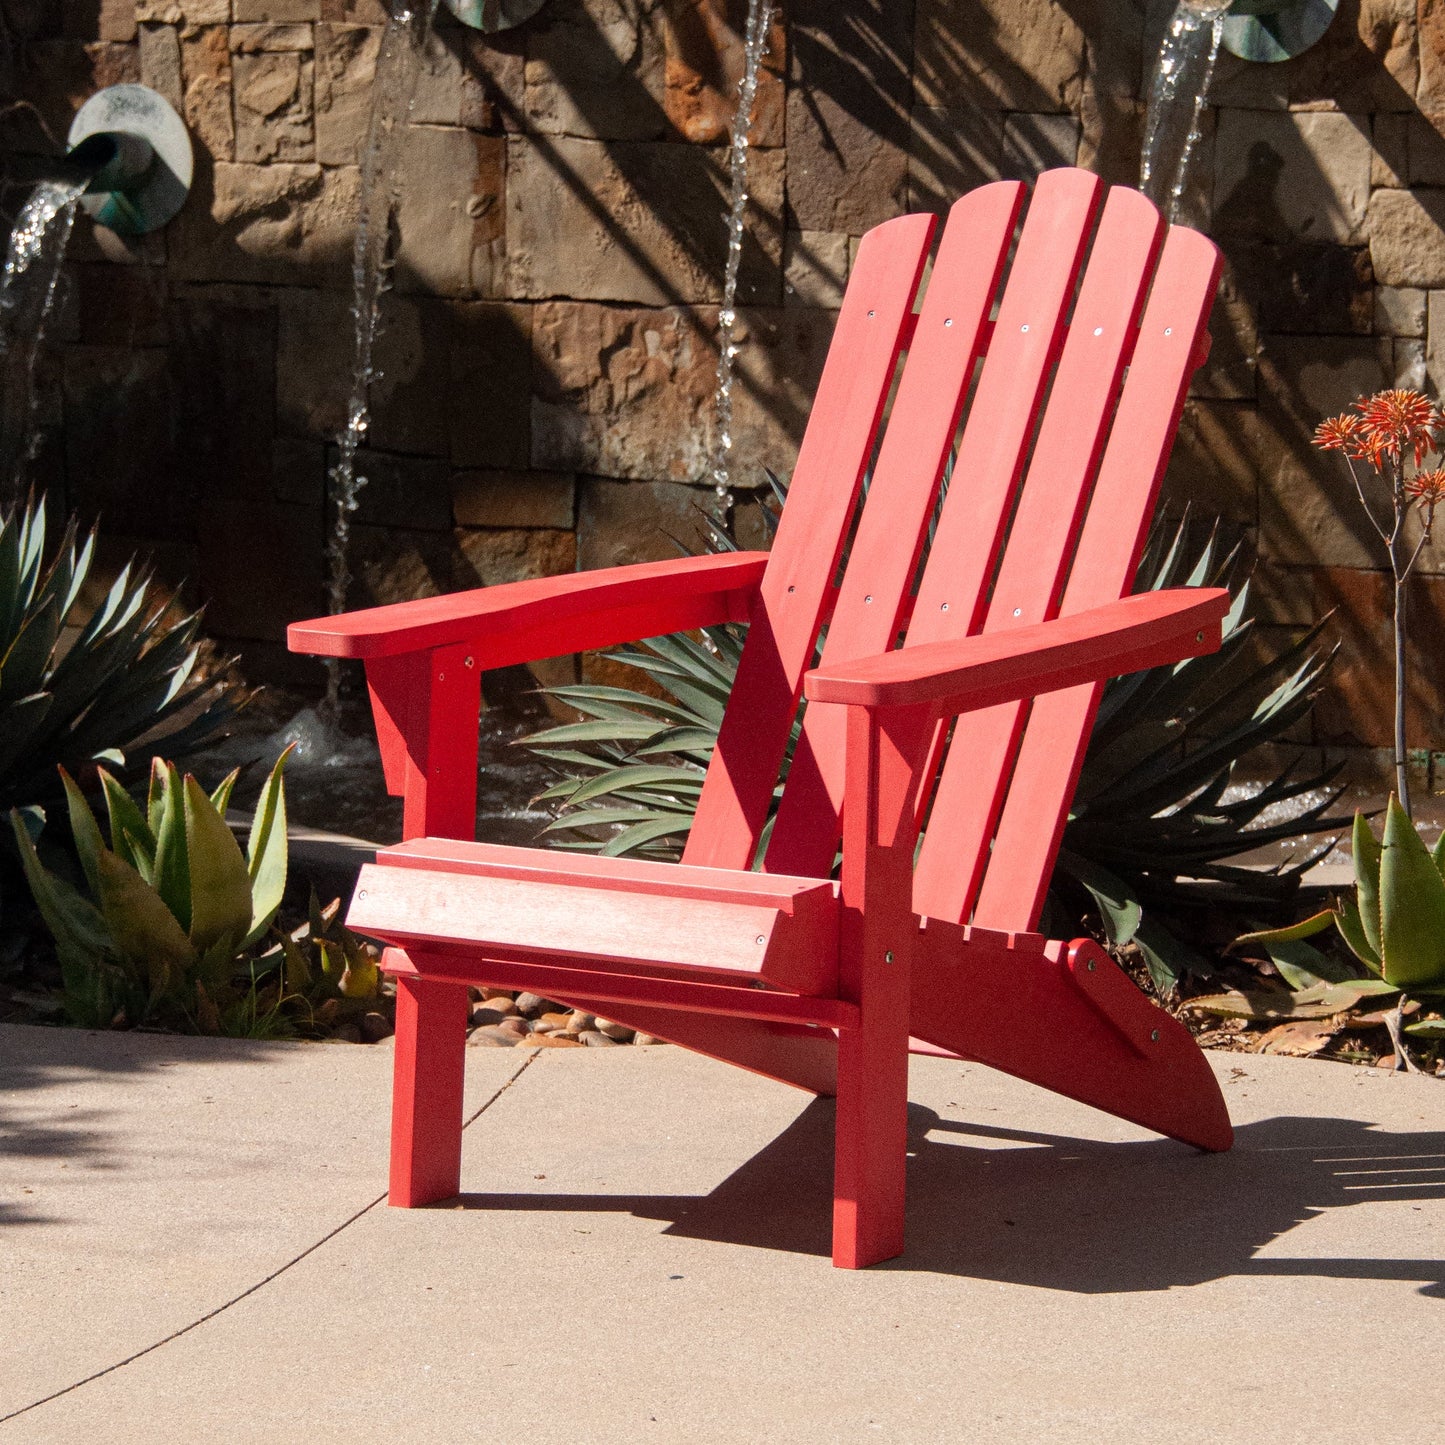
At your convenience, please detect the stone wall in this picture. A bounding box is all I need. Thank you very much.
[4,0,1445,756]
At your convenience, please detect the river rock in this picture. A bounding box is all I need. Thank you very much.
[514,992,553,1016]
[594,1018,634,1042]
[566,1010,595,1033]
[579,1030,620,1047]
[468,1025,520,1048]
[359,1011,393,1043]
[528,1032,584,1048]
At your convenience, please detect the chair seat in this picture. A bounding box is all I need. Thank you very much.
[349,838,840,996]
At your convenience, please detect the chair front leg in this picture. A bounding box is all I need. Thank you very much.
[390,971,471,1207]
[832,701,933,1268]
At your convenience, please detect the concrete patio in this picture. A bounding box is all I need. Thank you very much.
[2,1021,1441,1443]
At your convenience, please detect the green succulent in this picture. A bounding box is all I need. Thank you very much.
[0,495,245,820]
[1203,797,1445,1050]
[524,485,1343,990]
[9,748,292,1032]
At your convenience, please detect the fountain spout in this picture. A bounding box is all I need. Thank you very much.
[65,85,192,236]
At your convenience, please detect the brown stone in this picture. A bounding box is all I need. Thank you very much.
[138,24,183,108]
[662,0,785,146]
[232,23,315,51]
[330,450,452,531]
[523,0,667,140]
[276,288,351,437]
[1266,567,1445,748]
[367,295,451,457]
[577,477,715,568]
[506,135,783,305]
[72,264,167,348]
[783,231,847,310]
[233,51,316,163]
[1001,112,1081,180]
[134,0,226,22]
[446,301,533,469]
[453,471,576,529]
[314,23,380,165]
[537,1011,573,1031]
[1188,262,1258,401]
[170,161,357,284]
[786,0,911,233]
[527,1032,584,1048]
[320,0,386,19]
[234,0,320,20]
[907,104,1003,216]
[531,302,716,481]
[395,128,505,298]
[15,41,140,139]
[1281,0,1416,112]
[1226,242,1374,336]
[468,1025,520,1047]
[915,0,1084,112]
[1372,112,1408,187]
[1367,187,1445,286]
[1375,285,1427,335]
[65,0,139,41]
[1255,335,1397,571]
[346,524,574,610]
[273,437,325,506]
[1160,400,1263,531]
[180,25,235,162]
[1213,110,1372,245]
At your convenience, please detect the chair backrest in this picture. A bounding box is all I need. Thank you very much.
[682,169,1221,935]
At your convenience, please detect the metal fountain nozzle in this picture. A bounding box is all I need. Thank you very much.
[65,84,192,237]
[1220,0,1339,62]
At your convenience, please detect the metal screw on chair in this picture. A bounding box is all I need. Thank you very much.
[465,656,475,668]
[940,602,949,611]
[1196,631,1204,642]
[1150,1028,1160,1042]
[1086,959,1096,972]
[755,935,765,945]
[884,950,894,963]
[357,889,368,899]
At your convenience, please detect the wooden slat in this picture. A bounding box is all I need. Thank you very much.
[377,837,837,912]
[911,185,1164,921]
[385,948,857,1029]
[971,223,1222,933]
[803,588,1227,710]
[288,552,768,660]
[763,181,1024,878]
[350,859,839,994]
[683,212,936,872]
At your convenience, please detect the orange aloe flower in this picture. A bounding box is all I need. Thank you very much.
[1406,468,1445,512]
[1355,388,1439,467]
[1313,413,1369,458]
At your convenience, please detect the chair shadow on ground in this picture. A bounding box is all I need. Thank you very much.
[447,1099,1445,1295]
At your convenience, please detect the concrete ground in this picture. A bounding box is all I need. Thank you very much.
[2,1022,1442,1444]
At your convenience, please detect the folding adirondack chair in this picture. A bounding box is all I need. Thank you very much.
[289,168,1234,1269]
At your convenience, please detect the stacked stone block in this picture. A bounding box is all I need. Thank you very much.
[4,0,1445,754]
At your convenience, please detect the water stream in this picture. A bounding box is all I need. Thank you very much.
[0,178,86,506]
[1139,0,1230,224]
[708,0,774,517]
[323,0,439,713]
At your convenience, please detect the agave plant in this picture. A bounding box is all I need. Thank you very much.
[524,484,1343,989]
[0,495,245,818]
[1193,797,1445,1069]
[10,749,292,1032]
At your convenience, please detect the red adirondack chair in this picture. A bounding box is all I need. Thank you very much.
[289,168,1234,1269]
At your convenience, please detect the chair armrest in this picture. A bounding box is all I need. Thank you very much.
[286,552,769,662]
[802,588,1230,715]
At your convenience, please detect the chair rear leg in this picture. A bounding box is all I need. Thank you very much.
[390,974,470,1207]
[833,998,910,1268]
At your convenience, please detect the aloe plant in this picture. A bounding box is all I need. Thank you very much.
[9,749,292,1032]
[524,488,1343,988]
[1201,796,1445,1066]
[0,495,244,820]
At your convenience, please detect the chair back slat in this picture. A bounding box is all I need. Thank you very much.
[762,181,1025,878]
[684,213,934,871]
[971,224,1222,931]
[910,185,1164,923]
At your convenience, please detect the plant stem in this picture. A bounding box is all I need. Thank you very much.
[1388,454,1412,816]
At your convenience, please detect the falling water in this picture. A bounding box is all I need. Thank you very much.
[323,0,438,712]
[1139,0,1230,224]
[709,0,774,517]
[0,178,86,505]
